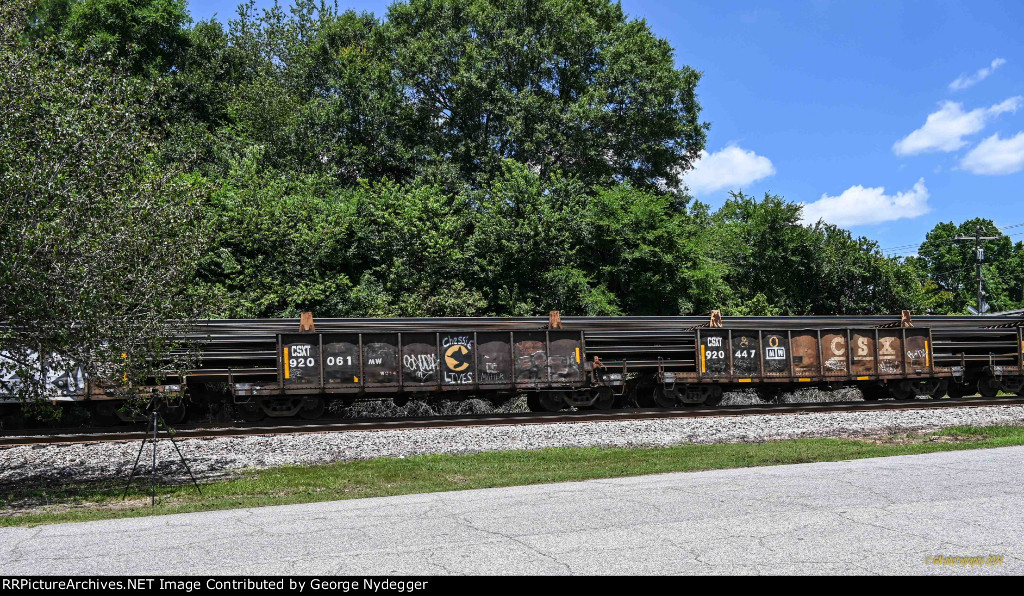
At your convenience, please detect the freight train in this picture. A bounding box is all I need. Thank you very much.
[2,311,1023,423]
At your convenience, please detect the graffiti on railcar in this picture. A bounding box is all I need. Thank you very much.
[479,359,505,383]
[822,331,848,374]
[733,333,759,376]
[403,353,439,382]
[442,335,474,385]
[0,350,87,401]
[477,334,512,384]
[877,333,902,374]
[548,333,583,381]
[363,336,399,384]
[515,336,548,382]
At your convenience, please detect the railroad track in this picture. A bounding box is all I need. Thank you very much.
[4,396,1024,447]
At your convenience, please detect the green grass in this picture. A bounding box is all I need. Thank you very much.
[4,424,1024,527]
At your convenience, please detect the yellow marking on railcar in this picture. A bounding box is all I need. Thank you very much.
[575,348,581,363]
[857,376,869,380]
[701,345,706,373]
[925,341,930,366]
[799,378,811,382]
[738,378,751,383]
[354,376,359,383]
[283,347,290,379]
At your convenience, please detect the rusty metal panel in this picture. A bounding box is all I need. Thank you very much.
[904,329,931,373]
[401,333,439,386]
[850,330,876,375]
[548,331,583,382]
[761,332,789,377]
[362,334,399,386]
[441,333,475,387]
[514,332,548,384]
[477,332,513,386]
[731,331,760,377]
[876,330,904,375]
[820,329,849,377]
[280,334,320,387]
[791,331,820,377]
[699,330,729,377]
[323,334,360,385]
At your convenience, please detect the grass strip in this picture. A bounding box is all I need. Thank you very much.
[2,423,1023,527]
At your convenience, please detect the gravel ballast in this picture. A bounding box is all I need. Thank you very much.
[4,405,1024,486]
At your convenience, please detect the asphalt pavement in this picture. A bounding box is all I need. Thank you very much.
[2,446,1023,575]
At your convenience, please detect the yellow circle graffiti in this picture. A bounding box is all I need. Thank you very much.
[768,336,780,348]
[445,344,470,371]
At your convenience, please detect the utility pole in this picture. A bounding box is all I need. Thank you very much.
[954,225,1001,314]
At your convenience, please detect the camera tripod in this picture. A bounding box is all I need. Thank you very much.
[122,408,202,506]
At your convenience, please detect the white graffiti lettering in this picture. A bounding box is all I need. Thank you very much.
[444,371,473,384]
[441,335,474,349]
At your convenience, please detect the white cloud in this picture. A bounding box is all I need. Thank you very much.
[684,145,775,195]
[949,58,1007,91]
[960,132,1024,175]
[800,178,930,227]
[892,97,1021,156]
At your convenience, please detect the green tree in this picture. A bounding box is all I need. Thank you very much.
[384,0,707,189]
[909,219,1024,314]
[197,150,355,318]
[716,192,926,315]
[0,0,208,410]
[347,180,487,316]
[209,0,417,183]
[51,0,192,75]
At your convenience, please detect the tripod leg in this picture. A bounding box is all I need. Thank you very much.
[122,435,148,500]
[151,411,158,506]
[159,416,203,496]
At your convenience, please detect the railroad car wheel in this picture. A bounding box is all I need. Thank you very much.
[539,391,566,412]
[634,386,656,408]
[591,387,615,410]
[889,382,914,400]
[702,386,724,407]
[947,381,971,399]
[928,379,949,400]
[653,386,678,408]
[526,392,543,412]
[160,401,189,424]
[299,397,326,420]
[978,377,1000,398]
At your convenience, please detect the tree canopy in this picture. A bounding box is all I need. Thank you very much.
[1,0,207,410]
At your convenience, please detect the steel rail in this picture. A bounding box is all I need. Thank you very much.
[4,396,1024,448]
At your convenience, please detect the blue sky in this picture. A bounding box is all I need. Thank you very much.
[187,0,1024,255]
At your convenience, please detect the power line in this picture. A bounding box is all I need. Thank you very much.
[880,222,1023,251]
[880,222,1024,257]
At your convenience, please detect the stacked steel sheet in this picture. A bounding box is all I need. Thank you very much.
[174,314,1023,379]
